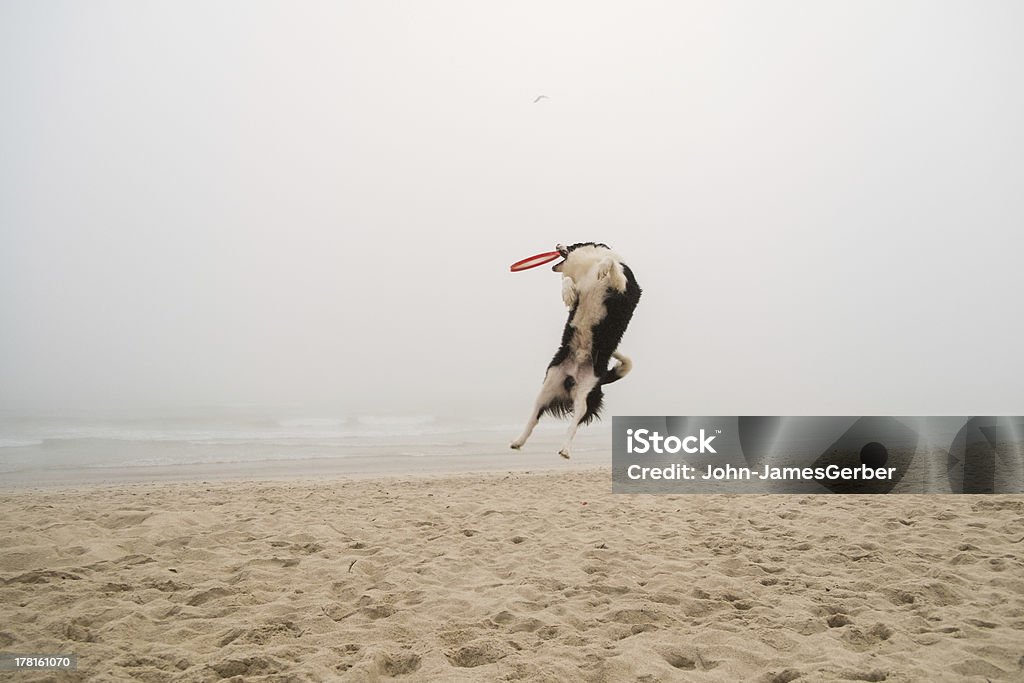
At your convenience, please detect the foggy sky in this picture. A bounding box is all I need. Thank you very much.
[2,1,1022,418]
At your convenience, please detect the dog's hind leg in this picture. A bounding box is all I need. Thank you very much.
[510,367,565,450]
[558,369,599,459]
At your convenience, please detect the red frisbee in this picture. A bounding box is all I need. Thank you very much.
[510,250,561,272]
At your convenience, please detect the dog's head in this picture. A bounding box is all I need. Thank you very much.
[551,242,613,279]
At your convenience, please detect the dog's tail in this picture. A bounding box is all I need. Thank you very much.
[601,351,633,385]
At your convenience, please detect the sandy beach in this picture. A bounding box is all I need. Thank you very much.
[2,468,1023,682]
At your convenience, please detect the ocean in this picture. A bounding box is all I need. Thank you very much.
[0,410,612,487]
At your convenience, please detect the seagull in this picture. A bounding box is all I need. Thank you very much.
[533,95,549,103]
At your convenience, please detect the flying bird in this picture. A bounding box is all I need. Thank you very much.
[533,95,549,103]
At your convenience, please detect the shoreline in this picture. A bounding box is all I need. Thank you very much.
[0,431,611,490]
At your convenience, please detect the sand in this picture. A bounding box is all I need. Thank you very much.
[1,468,1023,682]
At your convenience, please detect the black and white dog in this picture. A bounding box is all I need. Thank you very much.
[511,242,642,458]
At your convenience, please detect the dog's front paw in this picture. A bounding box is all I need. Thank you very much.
[561,278,578,308]
[510,440,523,450]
